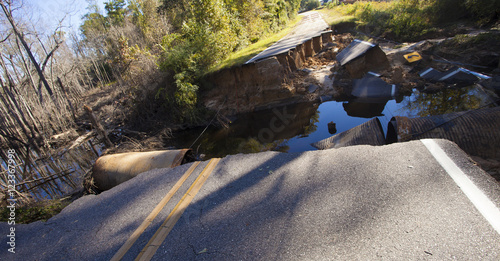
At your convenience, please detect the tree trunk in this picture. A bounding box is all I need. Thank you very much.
[84,105,113,148]
[57,77,77,122]
[0,2,54,97]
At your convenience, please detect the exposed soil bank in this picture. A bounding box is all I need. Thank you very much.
[202,31,335,115]
[202,22,500,117]
[199,23,500,181]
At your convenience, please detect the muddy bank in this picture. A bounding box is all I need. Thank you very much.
[202,31,336,115]
[202,22,500,116]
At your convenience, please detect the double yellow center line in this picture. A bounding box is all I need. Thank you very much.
[111,158,221,261]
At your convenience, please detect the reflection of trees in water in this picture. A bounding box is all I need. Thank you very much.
[195,131,292,157]
[403,88,481,117]
[237,138,290,154]
[301,111,320,137]
[191,103,319,157]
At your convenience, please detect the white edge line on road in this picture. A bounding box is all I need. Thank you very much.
[421,139,500,235]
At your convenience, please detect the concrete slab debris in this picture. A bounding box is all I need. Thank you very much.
[419,66,491,85]
[351,76,397,99]
[336,39,377,66]
[308,84,319,93]
[336,39,391,78]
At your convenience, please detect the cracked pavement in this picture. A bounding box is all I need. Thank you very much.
[1,139,500,260]
[246,11,330,64]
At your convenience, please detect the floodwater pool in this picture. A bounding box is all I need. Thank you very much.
[171,85,496,158]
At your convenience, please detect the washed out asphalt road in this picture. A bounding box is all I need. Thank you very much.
[1,139,500,260]
[246,11,330,64]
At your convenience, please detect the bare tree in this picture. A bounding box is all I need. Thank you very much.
[0,0,100,202]
[1,0,54,98]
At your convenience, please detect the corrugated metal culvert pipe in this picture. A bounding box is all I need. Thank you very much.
[386,107,500,159]
[311,118,386,150]
[91,149,193,191]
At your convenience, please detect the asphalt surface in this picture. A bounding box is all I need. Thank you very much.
[1,139,500,260]
[245,11,330,64]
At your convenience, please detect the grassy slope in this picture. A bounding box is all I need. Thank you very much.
[208,5,370,74]
[317,7,357,26]
[208,16,303,73]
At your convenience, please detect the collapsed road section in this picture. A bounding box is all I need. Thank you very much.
[5,139,500,260]
[245,11,330,64]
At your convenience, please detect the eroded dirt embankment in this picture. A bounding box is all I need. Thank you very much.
[202,31,337,115]
[202,23,500,116]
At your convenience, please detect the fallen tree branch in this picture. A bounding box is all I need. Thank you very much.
[84,105,113,148]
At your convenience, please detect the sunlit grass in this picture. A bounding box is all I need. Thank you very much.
[318,7,357,26]
[208,16,303,74]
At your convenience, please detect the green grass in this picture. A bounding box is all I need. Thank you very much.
[0,199,70,224]
[208,16,303,74]
[318,7,357,26]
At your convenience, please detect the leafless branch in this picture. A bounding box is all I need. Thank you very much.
[0,32,12,43]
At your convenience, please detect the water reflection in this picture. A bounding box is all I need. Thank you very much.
[0,139,101,201]
[402,87,485,117]
[172,85,495,159]
[343,98,389,118]
[174,102,319,158]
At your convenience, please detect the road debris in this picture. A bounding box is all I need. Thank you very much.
[336,39,390,78]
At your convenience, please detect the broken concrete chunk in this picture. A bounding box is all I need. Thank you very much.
[419,68,445,81]
[351,76,397,99]
[320,95,332,103]
[336,39,390,78]
[420,67,491,85]
[480,76,500,95]
[337,39,376,66]
[440,68,480,84]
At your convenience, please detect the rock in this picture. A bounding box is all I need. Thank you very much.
[328,121,337,134]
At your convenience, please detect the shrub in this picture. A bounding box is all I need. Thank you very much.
[465,0,500,25]
[301,0,320,11]
[329,0,499,41]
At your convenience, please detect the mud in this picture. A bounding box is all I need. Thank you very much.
[203,26,500,118]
